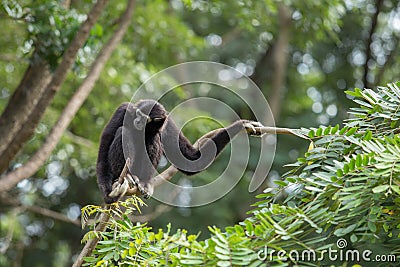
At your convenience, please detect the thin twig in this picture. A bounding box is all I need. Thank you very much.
[118,158,131,184]
[65,131,95,148]
[255,126,297,135]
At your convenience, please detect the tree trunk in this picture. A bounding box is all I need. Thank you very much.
[0,58,51,173]
[269,4,291,124]
[250,4,291,126]
[363,0,384,89]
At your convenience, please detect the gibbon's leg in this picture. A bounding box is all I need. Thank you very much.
[96,103,131,204]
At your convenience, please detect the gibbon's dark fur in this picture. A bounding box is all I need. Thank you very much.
[96,99,247,203]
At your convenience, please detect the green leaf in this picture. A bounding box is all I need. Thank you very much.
[245,221,254,235]
[368,221,377,233]
[103,252,115,261]
[364,130,372,141]
[217,261,232,267]
[274,180,288,187]
[180,259,204,265]
[349,159,356,171]
[305,186,324,192]
[363,155,369,166]
[331,124,339,134]
[308,129,315,138]
[342,224,357,235]
[345,88,362,98]
[324,126,331,135]
[90,23,103,37]
[316,127,323,136]
[234,225,244,235]
[391,185,400,195]
[372,185,389,193]
[215,245,230,255]
[346,127,357,136]
[355,154,362,167]
[97,246,115,253]
[343,164,349,174]
[339,126,348,135]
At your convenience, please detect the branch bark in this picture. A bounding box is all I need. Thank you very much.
[363,0,384,89]
[72,212,110,267]
[0,59,51,173]
[0,0,109,173]
[0,193,80,226]
[0,0,136,192]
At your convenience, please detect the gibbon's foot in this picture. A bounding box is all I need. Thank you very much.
[125,173,136,188]
[243,121,265,136]
[109,177,129,198]
[109,174,139,199]
[109,173,153,200]
[128,173,153,199]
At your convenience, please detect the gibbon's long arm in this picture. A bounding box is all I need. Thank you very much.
[161,118,249,175]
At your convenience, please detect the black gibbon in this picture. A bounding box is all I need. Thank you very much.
[96,99,261,203]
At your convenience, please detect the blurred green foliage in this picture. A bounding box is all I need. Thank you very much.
[0,0,399,266]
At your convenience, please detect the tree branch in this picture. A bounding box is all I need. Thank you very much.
[0,0,109,173]
[249,4,291,126]
[0,207,22,254]
[115,125,300,198]
[72,212,110,267]
[0,0,136,192]
[65,131,96,148]
[0,59,51,173]
[0,193,80,226]
[363,0,384,89]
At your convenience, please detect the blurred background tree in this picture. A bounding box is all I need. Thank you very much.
[0,0,399,266]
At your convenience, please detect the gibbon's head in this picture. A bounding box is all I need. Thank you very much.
[134,99,167,131]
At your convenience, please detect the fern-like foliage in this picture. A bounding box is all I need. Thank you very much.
[82,82,400,266]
